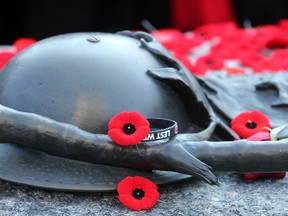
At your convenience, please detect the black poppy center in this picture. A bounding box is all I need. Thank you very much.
[246,121,257,129]
[205,59,213,65]
[199,32,206,37]
[132,188,145,200]
[122,123,136,135]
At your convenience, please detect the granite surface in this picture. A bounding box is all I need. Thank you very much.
[0,172,287,216]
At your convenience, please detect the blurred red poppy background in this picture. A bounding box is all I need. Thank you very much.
[1,0,288,44]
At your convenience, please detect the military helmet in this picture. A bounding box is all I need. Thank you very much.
[0,31,222,191]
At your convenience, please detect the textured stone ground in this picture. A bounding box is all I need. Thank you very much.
[0,172,287,216]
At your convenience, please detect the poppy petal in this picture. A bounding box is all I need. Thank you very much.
[144,189,160,203]
[108,129,132,146]
[247,132,271,141]
[117,176,136,194]
[132,113,150,126]
[117,112,130,124]
[134,176,158,191]
[140,196,159,210]
[108,116,124,129]
[119,194,142,211]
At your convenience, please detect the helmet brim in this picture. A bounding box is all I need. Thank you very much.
[0,143,191,192]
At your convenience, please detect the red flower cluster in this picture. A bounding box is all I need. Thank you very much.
[108,111,150,146]
[230,110,286,183]
[117,176,160,211]
[0,38,36,70]
[151,20,288,76]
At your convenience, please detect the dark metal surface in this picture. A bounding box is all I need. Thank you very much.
[0,144,190,192]
[0,104,219,185]
[199,72,288,128]
[0,104,288,191]
[0,31,287,192]
[0,31,228,189]
[0,32,199,135]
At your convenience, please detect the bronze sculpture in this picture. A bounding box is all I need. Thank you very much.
[0,31,287,191]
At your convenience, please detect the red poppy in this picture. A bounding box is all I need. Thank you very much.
[230,110,271,138]
[117,176,160,211]
[231,111,286,183]
[151,21,288,75]
[108,111,150,146]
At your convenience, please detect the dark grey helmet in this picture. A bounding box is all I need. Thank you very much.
[0,31,201,133]
[0,31,235,191]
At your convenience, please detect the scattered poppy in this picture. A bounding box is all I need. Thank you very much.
[245,131,271,141]
[108,111,150,146]
[117,176,160,211]
[151,20,288,76]
[242,172,286,183]
[193,54,224,76]
[230,110,271,138]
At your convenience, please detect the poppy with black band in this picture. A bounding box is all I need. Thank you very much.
[143,118,178,142]
[108,111,178,146]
